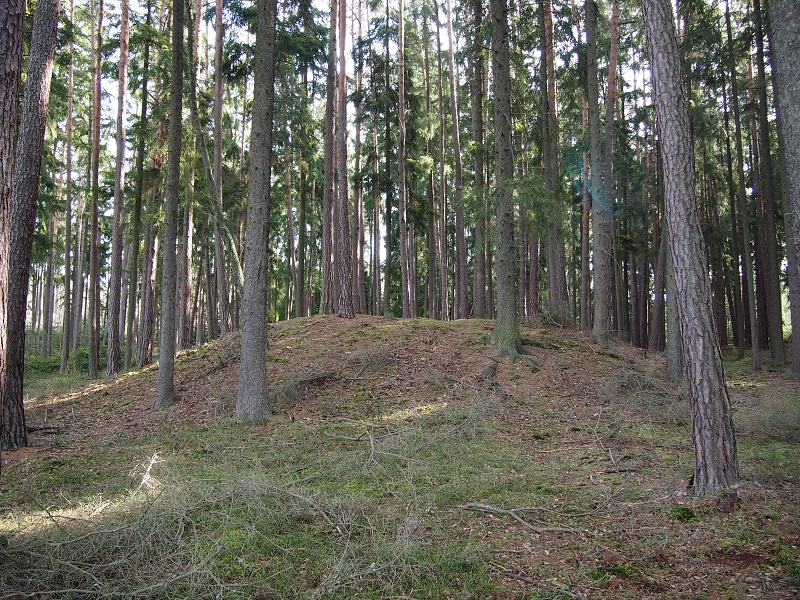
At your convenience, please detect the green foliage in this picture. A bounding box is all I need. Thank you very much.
[666,505,697,522]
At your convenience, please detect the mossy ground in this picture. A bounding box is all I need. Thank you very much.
[1,315,798,598]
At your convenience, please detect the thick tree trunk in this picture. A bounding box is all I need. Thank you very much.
[0,0,25,474]
[155,0,184,409]
[643,0,739,495]
[237,0,277,421]
[767,0,800,373]
[489,0,520,356]
[107,0,129,375]
[2,0,59,451]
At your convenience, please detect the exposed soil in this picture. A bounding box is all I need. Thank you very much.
[4,314,800,599]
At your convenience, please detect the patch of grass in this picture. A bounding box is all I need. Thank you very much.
[666,505,697,522]
[735,383,800,443]
[1,397,512,598]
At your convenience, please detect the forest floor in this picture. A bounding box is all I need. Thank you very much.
[1,315,799,599]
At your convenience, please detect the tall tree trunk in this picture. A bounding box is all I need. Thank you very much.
[204,221,217,338]
[726,0,761,369]
[238,0,277,420]
[61,0,76,373]
[352,0,366,314]
[336,0,354,318]
[753,0,785,365]
[371,84,382,315]
[126,3,151,368]
[0,0,24,475]
[321,0,337,315]
[42,214,58,358]
[88,0,104,378]
[767,0,800,373]
[137,216,157,368]
[2,0,59,450]
[587,0,611,346]
[435,4,448,319]
[722,79,746,359]
[177,199,194,348]
[489,0,520,356]
[397,0,411,317]
[470,0,486,319]
[383,0,393,317]
[213,0,232,334]
[71,196,86,350]
[643,0,739,495]
[298,75,308,317]
[285,148,298,318]
[155,0,184,409]
[107,0,129,375]
[542,0,568,323]
[446,0,467,319]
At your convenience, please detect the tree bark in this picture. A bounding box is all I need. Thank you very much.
[447,0,467,319]
[155,0,184,409]
[542,0,568,324]
[336,0,354,318]
[42,214,58,358]
[107,0,130,375]
[725,0,761,369]
[587,0,611,347]
[2,0,60,451]
[88,0,104,378]
[61,0,76,373]
[321,0,337,315]
[435,3,448,320]
[213,0,232,334]
[767,0,800,373]
[642,0,739,495]
[0,0,24,474]
[489,0,520,356]
[397,0,411,317]
[237,0,277,421]
[469,0,486,318]
[137,209,158,368]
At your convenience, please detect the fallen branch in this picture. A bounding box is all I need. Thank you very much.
[464,503,580,535]
[490,564,588,600]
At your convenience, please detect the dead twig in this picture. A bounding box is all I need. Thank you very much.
[464,503,580,534]
[490,564,588,600]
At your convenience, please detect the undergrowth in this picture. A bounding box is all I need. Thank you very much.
[0,396,508,598]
